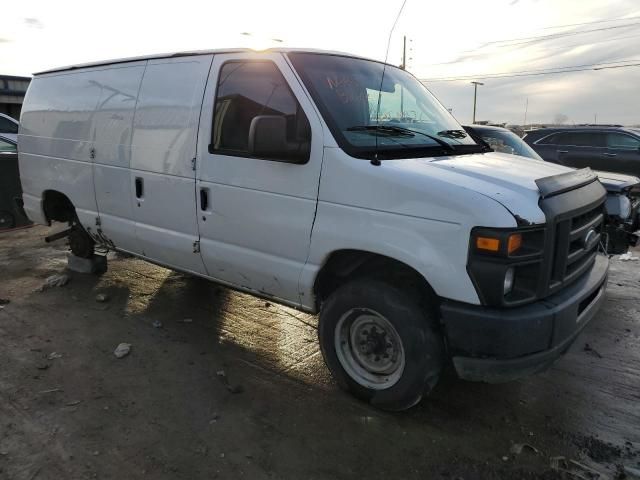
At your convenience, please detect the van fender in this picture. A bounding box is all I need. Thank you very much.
[299,201,488,311]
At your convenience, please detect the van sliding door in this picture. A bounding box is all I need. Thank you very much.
[129,55,213,274]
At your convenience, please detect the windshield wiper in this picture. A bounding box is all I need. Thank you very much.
[437,129,468,139]
[346,125,454,151]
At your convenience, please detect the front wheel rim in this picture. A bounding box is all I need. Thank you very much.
[334,308,405,390]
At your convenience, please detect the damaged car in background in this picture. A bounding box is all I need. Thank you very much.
[464,124,640,254]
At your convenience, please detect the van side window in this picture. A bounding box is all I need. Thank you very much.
[211,61,311,162]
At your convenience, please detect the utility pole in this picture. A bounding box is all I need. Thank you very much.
[471,81,484,124]
[523,97,529,128]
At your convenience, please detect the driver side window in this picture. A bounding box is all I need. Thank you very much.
[211,61,311,162]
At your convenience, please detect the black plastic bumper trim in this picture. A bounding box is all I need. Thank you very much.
[442,254,609,383]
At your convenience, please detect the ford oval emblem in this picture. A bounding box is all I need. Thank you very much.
[583,229,597,248]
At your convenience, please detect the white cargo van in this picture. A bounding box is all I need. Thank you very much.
[19,49,609,410]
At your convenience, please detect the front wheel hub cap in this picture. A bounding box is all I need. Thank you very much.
[335,308,405,390]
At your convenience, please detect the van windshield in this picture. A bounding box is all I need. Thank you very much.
[288,52,482,160]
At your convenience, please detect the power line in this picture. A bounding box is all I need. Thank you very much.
[423,22,640,67]
[539,32,640,52]
[482,22,640,48]
[594,62,640,70]
[540,14,640,30]
[421,62,640,82]
[420,59,640,82]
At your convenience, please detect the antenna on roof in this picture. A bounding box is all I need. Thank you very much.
[372,0,407,166]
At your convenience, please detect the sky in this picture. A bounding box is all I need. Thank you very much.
[2,0,639,125]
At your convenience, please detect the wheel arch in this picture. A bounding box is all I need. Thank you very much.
[312,249,439,313]
[41,189,77,224]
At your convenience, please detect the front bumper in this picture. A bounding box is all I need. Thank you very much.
[441,254,609,383]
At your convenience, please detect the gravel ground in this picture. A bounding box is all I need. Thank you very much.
[0,226,638,480]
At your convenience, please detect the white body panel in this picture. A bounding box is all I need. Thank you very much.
[195,52,325,302]
[91,62,146,254]
[18,49,578,313]
[299,147,521,307]
[129,55,212,274]
[19,69,105,229]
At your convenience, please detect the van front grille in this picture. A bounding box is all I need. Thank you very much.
[548,203,603,294]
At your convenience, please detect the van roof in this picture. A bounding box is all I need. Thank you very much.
[34,48,376,75]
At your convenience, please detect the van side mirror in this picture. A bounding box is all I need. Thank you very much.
[248,115,287,158]
[248,115,308,164]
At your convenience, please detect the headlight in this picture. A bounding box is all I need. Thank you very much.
[468,227,545,306]
[620,196,632,219]
[605,194,632,219]
[475,232,523,256]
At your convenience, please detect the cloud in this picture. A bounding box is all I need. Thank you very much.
[24,17,44,29]
[430,64,639,126]
[422,0,640,126]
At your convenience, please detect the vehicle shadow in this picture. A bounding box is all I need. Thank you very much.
[129,260,537,422]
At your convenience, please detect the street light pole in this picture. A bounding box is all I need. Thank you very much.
[471,81,484,124]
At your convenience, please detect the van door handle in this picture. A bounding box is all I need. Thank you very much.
[135,177,144,198]
[557,150,568,154]
[603,152,617,157]
[200,188,209,211]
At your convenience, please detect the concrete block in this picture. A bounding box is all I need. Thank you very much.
[67,254,108,274]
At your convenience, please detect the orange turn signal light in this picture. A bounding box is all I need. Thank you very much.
[476,236,500,252]
[507,233,523,255]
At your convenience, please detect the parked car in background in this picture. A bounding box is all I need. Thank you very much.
[465,124,639,254]
[0,134,30,229]
[523,126,640,177]
[0,113,19,143]
[463,124,541,159]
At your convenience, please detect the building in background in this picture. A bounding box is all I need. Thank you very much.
[0,75,31,120]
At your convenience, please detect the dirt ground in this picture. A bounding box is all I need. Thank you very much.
[0,226,638,480]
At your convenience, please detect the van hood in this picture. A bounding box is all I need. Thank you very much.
[404,152,579,224]
[428,151,572,192]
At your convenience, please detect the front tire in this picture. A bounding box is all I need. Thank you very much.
[318,278,444,411]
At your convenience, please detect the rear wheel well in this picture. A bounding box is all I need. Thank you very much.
[42,190,76,224]
[313,250,439,313]
[42,190,95,257]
